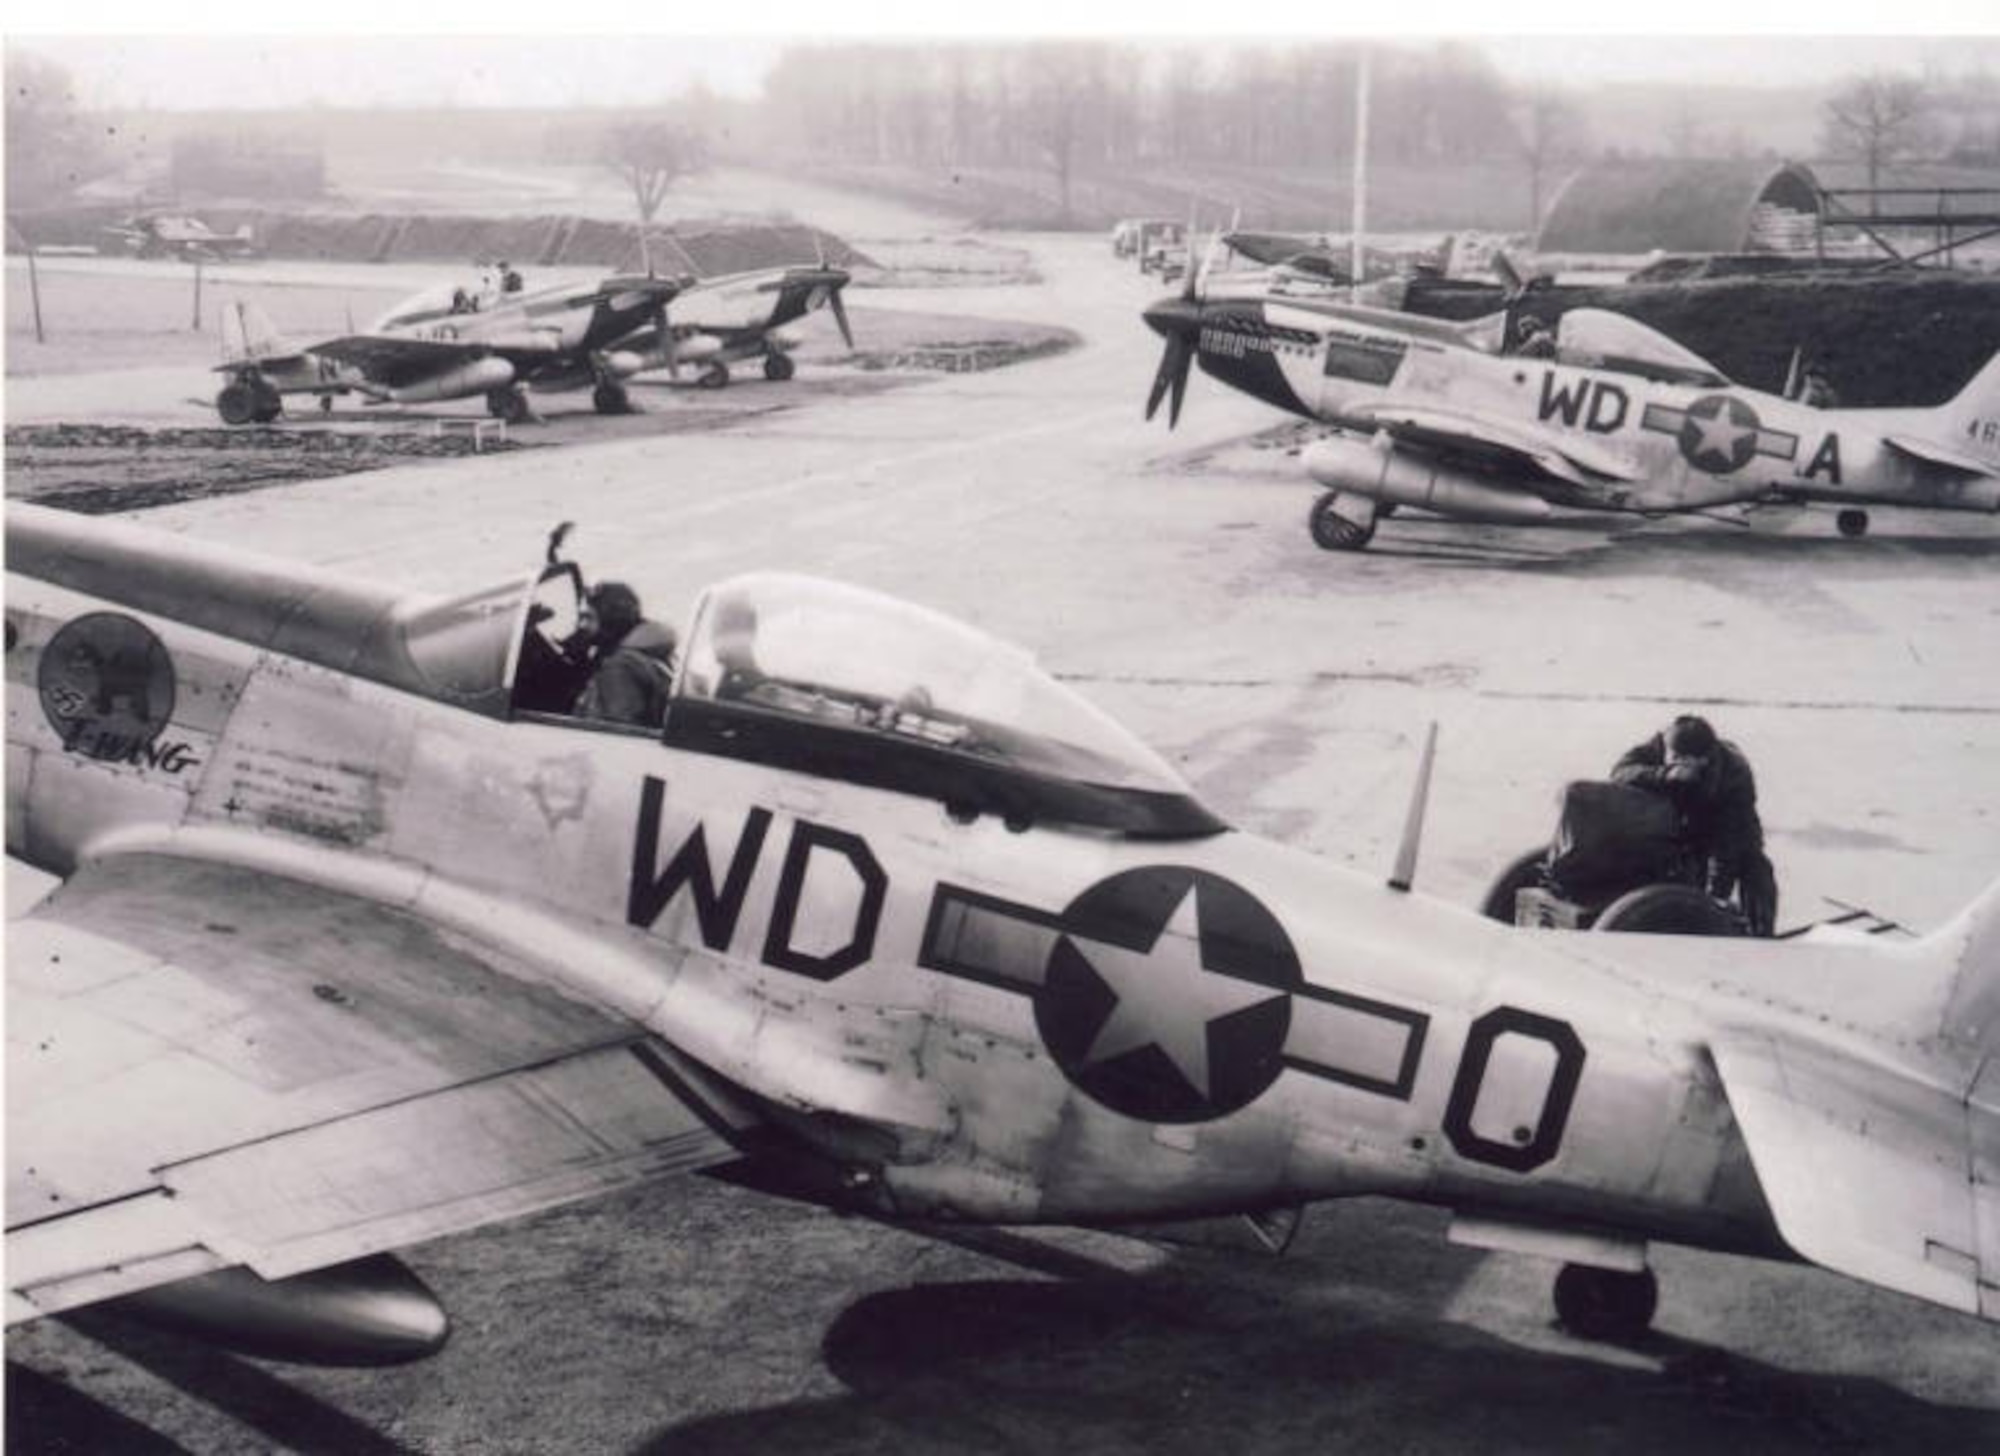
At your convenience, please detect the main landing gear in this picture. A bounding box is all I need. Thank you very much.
[763,352,796,382]
[699,362,731,389]
[592,380,632,415]
[215,375,283,426]
[1553,1263,1659,1341]
[1309,491,1378,551]
[486,387,532,425]
[1836,508,1870,538]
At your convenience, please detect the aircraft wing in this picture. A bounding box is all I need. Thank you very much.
[1351,399,1644,489]
[1708,1030,1998,1321]
[303,334,498,391]
[1883,434,2000,477]
[7,852,757,1325]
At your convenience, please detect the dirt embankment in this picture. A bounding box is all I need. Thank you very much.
[4,423,533,513]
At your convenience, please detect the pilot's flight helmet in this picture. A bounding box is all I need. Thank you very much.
[588,581,643,635]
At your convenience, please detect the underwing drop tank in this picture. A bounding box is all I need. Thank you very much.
[387,357,516,405]
[107,1255,450,1366]
[1303,434,1553,524]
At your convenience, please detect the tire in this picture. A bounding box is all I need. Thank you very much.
[763,353,795,382]
[216,382,257,426]
[1554,1264,1657,1341]
[592,382,630,414]
[699,363,730,389]
[1309,493,1377,551]
[500,391,531,425]
[486,389,511,419]
[1836,508,1869,539]
[1480,847,1551,924]
[1591,882,1743,936]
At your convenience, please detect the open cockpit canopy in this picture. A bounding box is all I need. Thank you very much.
[668,573,1224,838]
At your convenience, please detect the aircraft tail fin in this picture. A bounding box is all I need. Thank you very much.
[1921,351,2000,471]
[220,299,297,365]
[1923,872,2000,1054]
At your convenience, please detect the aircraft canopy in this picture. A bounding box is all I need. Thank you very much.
[1554,308,1731,387]
[668,573,1224,837]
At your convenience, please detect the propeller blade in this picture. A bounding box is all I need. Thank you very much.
[1145,334,1192,426]
[1192,228,1224,301]
[829,288,855,350]
[1167,338,1192,428]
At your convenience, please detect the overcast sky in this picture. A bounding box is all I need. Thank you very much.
[11,13,2000,111]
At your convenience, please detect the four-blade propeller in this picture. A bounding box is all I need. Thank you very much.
[1141,226,1222,428]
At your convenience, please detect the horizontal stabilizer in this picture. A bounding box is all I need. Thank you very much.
[1884,434,2000,478]
[1709,1030,1998,1321]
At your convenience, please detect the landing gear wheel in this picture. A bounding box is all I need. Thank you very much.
[1836,508,1870,539]
[1309,493,1377,551]
[1554,1264,1658,1341]
[250,386,283,424]
[1591,883,1743,936]
[216,383,257,426]
[592,381,631,414]
[763,353,795,382]
[1480,847,1551,924]
[487,388,530,425]
[318,395,335,415]
[699,363,731,390]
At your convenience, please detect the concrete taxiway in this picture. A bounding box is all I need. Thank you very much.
[7,233,1999,1452]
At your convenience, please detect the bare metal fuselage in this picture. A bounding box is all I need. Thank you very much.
[14,509,1936,1277]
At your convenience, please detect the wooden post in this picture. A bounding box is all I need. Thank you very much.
[192,257,204,330]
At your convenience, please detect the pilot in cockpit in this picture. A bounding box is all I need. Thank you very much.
[573,582,677,728]
[1511,315,1557,359]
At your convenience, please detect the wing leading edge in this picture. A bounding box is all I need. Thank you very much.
[7,853,754,1323]
[1351,400,1643,490]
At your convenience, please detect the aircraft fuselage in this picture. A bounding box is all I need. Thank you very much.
[13,509,1934,1274]
[1188,298,2000,518]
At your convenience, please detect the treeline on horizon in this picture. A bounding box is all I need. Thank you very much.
[751,41,1522,170]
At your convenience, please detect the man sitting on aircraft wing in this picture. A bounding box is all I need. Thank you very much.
[573,582,678,728]
[1612,714,1778,936]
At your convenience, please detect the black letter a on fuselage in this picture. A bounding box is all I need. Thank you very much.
[628,776,771,949]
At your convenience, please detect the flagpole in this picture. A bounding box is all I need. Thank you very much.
[1351,47,1371,305]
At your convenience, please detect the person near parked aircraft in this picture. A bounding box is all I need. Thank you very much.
[1612,714,1777,935]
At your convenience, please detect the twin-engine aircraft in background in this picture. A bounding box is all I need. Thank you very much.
[619,260,855,388]
[7,504,1996,1367]
[212,267,687,425]
[1142,259,2000,550]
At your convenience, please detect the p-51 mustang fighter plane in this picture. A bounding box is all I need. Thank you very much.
[617,261,854,388]
[7,504,1996,1365]
[212,267,687,425]
[1143,268,2000,550]
[105,213,260,263]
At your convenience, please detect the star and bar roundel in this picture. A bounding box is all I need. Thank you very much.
[1641,393,1797,475]
[919,866,1428,1124]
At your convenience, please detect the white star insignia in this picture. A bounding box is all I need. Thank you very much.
[1065,886,1286,1099]
[1690,405,1752,466]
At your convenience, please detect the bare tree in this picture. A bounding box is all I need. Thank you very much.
[602,117,708,263]
[1019,43,1102,223]
[1821,72,1932,200]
